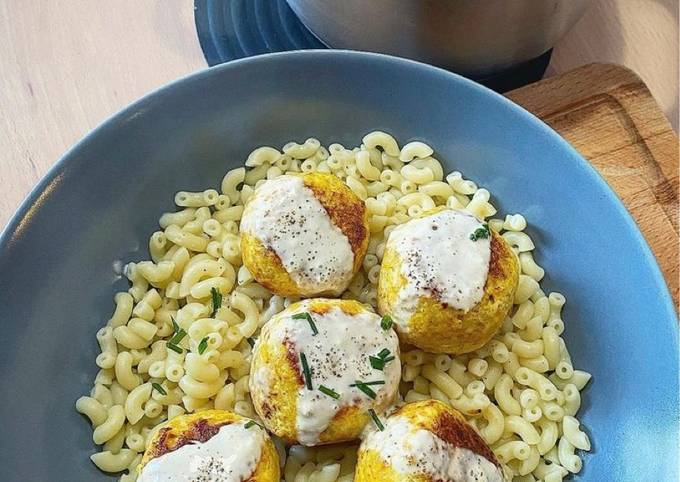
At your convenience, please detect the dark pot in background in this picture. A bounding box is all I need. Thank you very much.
[287,0,590,77]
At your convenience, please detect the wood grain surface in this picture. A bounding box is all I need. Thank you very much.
[549,0,679,131]
[508,63,679,305]
[0,0,206,229]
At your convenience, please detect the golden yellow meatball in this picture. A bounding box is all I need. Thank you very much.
[240,172,369,297]
[355,400,504,482]
[138,410,279,481]
[378,208,519,354]
[250,298,401,446]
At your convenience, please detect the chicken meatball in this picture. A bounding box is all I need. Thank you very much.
[138,410,279,481]
[250,298,400,446]
[355,400,504,482]
[378,208,519,354]
[240,173,369,297]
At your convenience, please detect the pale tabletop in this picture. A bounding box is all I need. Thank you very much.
[0,0,678,231]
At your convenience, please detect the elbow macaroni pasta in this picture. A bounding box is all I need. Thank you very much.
[76,133,591,481]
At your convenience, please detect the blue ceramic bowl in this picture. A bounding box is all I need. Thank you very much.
[0,51,676,481]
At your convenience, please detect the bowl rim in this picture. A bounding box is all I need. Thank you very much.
[1,49,676,327]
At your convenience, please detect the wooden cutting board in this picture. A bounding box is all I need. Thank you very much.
[507,63,679,308]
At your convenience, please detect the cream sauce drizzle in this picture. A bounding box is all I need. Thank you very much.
[386,209,491,331]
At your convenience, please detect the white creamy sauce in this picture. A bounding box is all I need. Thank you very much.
[261,300,401,445]
[361,416,504,482]
[386,209,491,330]
[138,422,265,482]
[240,175,354,294]
[251,362,271,400]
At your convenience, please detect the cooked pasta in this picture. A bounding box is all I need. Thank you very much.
[76,133,591,481]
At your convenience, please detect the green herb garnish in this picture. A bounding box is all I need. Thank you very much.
[168,317,186,353]
[369,349,395,370]
[368,409,384,431]
[353,380,377,399]
[300,352,313,390]
[380,315,393,330]
[369,356,384,370]
[152,383,167,396]
[350,380,385,387]
[244,420,261,429]
[168,327,187,347]
[246,337,255,348]
[293,312,318,336]
[469,224,490,241]
[210,287,222,317]
[318,385,341,399]
[377,348,391,359]
[166,343,183,354]
[372,355,395,368]
[198,337,209,354]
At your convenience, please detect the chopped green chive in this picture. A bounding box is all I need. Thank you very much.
[244,420,261,429]
[369,358,384,370]
[469,224,490,241]
[369,356,384,370]
[300,353,313,390]
[318,385,341,399]
[293,312,318,336]
[168,328,187,347]
[171,317,180,334]
[377,348,391,359]
[350,380,385,387]
[210,287,223,317]
[246,337,255,348]
[198,337,209,355]
[152,383,167,396]
[167,343,183,354]
[370,349,395,370]
[380,315,393,330]
[368,409,384,431]
[353,380,377,399]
